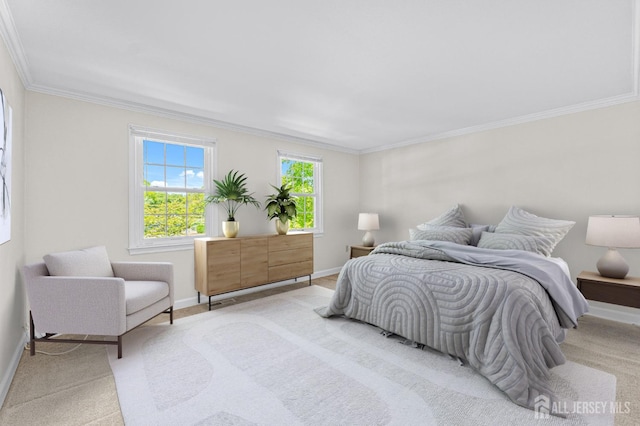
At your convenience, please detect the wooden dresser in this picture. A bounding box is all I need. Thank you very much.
[194,233,313,309]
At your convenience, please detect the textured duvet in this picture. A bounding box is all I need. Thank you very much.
[316,240,589,415]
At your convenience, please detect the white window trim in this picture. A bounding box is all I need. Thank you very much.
[277,150,323,235]
[129,125,217,254]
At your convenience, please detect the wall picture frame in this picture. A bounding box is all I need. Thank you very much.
[0,88,12,245]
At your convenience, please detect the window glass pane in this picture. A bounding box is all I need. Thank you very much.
[186,167,204,189]
[144,164,165,187]
[144,140,164,165]
[167,192,187,215]
[166,215,187,237]
[165,143,185,167]
[186,146,204,168]
[187,193,205,215]
[166,166,185,188]
[145,191,166,238]
[187,193,206,236]
[144,191,166,213]
[281,159,293,176]
[144,214,167,238]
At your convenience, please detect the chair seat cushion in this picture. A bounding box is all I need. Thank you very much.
[125,281,170,315]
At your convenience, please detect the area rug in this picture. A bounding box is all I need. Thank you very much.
[108,286,616,425]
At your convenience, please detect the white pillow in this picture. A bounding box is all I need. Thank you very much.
[44,246,114,277]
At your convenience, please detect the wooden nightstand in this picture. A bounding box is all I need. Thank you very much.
[350,245,375,259]
[576,271,640,309]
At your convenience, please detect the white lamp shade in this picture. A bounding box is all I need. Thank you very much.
[585,215,640,248]
[358,213,379,231]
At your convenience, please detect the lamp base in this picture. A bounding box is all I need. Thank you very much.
[596,248,629,279]
[362,231,375,247]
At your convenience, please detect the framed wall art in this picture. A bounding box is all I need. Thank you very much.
[0,88,12,245]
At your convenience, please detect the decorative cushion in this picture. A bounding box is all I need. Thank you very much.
[44,246,114,277]
[477,232,551,254]
[494,206,575,256]
[410,225,473,245]
[417,204,467,229]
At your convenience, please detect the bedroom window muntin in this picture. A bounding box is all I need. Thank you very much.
[278,150,323,234]
[129,125,216,254]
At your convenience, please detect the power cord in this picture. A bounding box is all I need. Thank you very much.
[24,334,89,356]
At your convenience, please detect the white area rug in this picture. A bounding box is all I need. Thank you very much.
[108,286,616,425]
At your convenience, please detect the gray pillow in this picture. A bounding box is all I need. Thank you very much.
[410,225,473,245]
[44,246,114,277]
[469,224,495,246]
[477,232,551,254]
[494,206,575,256]
[417,204,467,229]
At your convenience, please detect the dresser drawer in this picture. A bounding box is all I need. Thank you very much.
[269,260,313,282]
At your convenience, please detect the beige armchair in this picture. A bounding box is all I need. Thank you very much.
[23,246,174,358]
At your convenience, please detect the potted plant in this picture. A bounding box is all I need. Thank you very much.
[206,170,260,237]
[265,183,298,235]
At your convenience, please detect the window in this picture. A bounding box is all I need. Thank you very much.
[129,125,216,254]
[278,150,323,233]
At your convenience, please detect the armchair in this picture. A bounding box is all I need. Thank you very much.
[23,246,174,358]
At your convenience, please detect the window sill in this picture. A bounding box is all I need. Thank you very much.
[128,241,195,255]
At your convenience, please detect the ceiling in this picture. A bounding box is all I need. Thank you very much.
[1,1,638,153]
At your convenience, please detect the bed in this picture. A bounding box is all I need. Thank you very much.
[316,205,589,415]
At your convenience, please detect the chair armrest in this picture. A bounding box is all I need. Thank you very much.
[111,262,174,303]
[25,276,126,336]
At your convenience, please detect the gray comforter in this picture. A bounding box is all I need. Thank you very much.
[316,240,589,415]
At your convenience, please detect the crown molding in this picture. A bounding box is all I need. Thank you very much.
[362,91,640,154]
[0,0,32,86]
[27,83,360,155]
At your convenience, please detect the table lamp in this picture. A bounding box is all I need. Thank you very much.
[358,213,379,247]
[585,215,640,279]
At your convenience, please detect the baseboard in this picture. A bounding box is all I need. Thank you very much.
[0,330,28,409]
[174,267,342,310]
[584,300,640,325]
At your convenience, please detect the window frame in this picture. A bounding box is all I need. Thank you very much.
[277,150,323,235]
[129,125,217,254]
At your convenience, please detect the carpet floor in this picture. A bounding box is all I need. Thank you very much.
[1,275,638,425]
[108,285,615,425]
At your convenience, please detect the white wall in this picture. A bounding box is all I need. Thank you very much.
[0,33,26,404]
[23,93,361,302]
[360,100,640,321]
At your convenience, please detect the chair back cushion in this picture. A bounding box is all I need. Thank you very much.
[43,246,114,277]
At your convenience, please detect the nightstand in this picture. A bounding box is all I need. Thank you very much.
[576,271,640,309]
[350,245,375,259]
